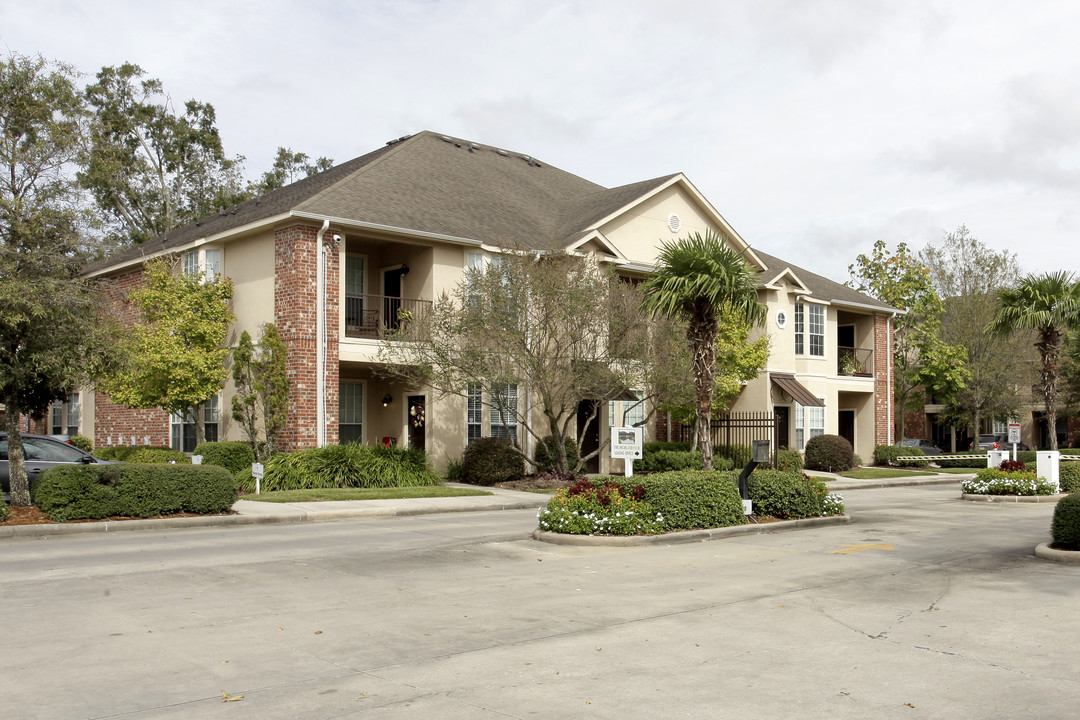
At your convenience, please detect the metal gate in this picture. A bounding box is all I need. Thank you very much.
[679,411,779,466]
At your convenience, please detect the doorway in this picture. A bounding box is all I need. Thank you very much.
[407,395,426,451]
[774,406,790,450]
[381,265,408,331]
[838,410,855,450]
[576,400,600,473]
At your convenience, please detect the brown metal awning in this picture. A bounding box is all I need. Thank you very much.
[770,373,825,407]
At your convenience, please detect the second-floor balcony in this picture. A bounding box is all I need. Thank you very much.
[345,294,432,340]
[838,346,874,377]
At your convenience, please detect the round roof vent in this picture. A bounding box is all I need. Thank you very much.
[668,214,681,233]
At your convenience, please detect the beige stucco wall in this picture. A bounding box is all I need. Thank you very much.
[599,185,716,264]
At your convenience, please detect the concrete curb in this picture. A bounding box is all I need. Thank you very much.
[960,493,1065,504]
[532,514,852,546]
[827,477,963,490]
[1034,542,1080,563]
[0,498,544,539]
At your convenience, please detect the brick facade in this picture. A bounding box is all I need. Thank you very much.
[873,313,892,447]
[274,224,340,451]
[94,266,171,448]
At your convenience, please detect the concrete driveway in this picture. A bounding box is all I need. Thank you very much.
[1,482,1077,719]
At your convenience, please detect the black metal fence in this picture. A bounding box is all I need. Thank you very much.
[679,411,778,465]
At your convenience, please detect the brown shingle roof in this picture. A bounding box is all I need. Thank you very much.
[752,249,896,312]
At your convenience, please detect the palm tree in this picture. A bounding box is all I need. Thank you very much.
[990,271,1080,450]
[642,230,766,469]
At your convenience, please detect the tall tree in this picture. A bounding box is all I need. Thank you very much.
[99,258,234,445]
[920,226,1031,446]
[79,63,246,245]
[0,54,118,506]
[231,323,290,461]
[990,271,1080,450]
[848,240,969,441]
[249,147,333,195]
[641,231,766,470]
[379,250,681,473]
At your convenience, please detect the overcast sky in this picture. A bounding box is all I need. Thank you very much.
[4,0,1077,283]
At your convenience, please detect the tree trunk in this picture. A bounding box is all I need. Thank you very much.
[688,316,717,471]
[4,399,31,507]
[1041,330,1062,451]
[194,402,206,448]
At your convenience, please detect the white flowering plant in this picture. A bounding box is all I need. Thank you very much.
[962,468,1056,496]
[822,492,845,516]
[537,479,663,535]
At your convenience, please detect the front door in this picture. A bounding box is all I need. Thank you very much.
[838,410,855,450]
[576,400,600,474]
[774,406,790,450]
[407,395,426,451]
[381,266,407,331]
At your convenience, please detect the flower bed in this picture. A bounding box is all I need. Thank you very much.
[537,479,663,535]
[961,468,1056,496]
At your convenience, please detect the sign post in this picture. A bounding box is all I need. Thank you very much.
[252,462,264,495]
[1008,422,1021,461]
[610,427,643,477]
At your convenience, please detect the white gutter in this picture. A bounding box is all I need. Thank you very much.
[291,211,482,247]
[831,298,907,315]
[316,219,330,448]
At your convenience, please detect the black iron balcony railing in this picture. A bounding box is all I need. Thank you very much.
[837,346,874,377]
[345,294,431,339]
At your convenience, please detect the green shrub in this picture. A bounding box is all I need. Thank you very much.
[0,497,8,523]
[852,454,863,468]
[643,441,692,455]
[639,449,703,473]
[874,445,900,466]
[804,434,854,472]
[538,479,663,535]
[193,441,255,474]
[714,443,752,468]
[237,445,442,493]
[961,468,1055,495]
[612,470,746,531]
[774,447,803,472]
[69,434,94,453]
[747,470,827,519]
[445,458,465,481]
[33,464,236,522]
[95,446,188,463]
[938,450,1038,469]
[1060,462,1080,493]
[462,437,523,486]
[1051,493,1080,550]
[533,436,580,474]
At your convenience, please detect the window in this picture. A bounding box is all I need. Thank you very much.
[182,248,222,282]
[50,393,80,435]
[795,303,825,357]
[467,383,483,442]
[339,382,364,444]
[609,392,645,427]
[490,383,518,444]
[795,399,825,451]
[466,252,484,307]
[171,396,220,452]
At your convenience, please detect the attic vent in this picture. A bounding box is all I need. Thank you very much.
[495,149,508,156]
[468,142,479,152]
[668,213,681,233]
[440,136,453,143]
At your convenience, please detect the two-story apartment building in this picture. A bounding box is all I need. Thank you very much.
[81,131,895,471]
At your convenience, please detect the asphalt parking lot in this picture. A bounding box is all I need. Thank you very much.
[2,482,1077,719]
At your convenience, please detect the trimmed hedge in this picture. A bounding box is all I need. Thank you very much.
[236,444,442,492]
[612,470,747,531]
[747,470,827,519]
[639,449,704,473]
[936,450,1038,469]
[95,446,189,463]
[804,434,854,472]
[194,441,255,474]
[1051,493,1080,550]
[1060,462,1080,493]
[875,445,930,467]
[533,436,580,474]
[32,464,237,522]
[774,448,804,473]
[462,437,523,486]
[69,434,94,453]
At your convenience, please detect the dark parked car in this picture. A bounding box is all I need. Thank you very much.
[969,434,1000,451]
[896,438,943,455]
[993,434,1031,451]
[0,433,112,493]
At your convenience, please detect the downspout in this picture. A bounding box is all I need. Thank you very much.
[887,312,895,446]
[316,219,330,448]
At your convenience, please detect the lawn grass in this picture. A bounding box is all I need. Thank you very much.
[242,486,493,503]
[927,466,981,474]
[840,468,939,479]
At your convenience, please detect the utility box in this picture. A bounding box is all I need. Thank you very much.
[1037,451,1060,493]
[986,450,1006,469]
[752,439,771,464]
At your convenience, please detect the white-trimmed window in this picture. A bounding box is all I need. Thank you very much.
[490,383,518,442]
[50,393,80,435]
[182,248,222,282]
[795,399,825,451]
[795,303,825,357]
[339,381,364,444]
[171,395,220,452]
[608,392,645,427]
[466,252,484,306]
[467,383,483,443]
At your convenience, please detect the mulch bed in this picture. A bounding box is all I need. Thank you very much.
[1,505,236,526]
